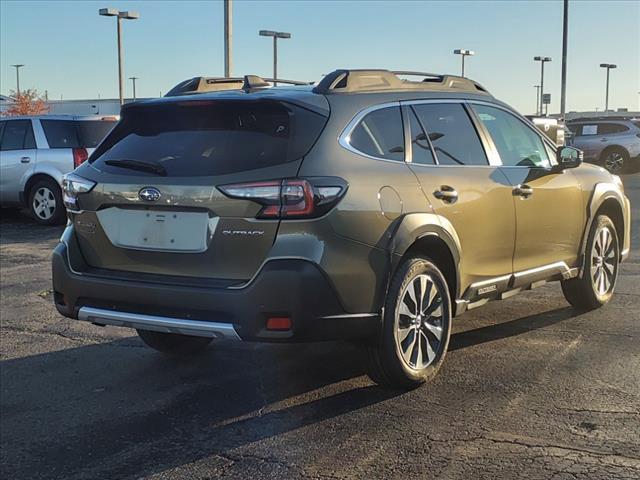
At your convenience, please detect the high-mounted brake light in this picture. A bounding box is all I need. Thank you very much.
[218,178,347,219]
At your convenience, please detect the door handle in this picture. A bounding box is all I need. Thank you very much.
[20,156,31,164]
[513,184,534,198]
[433,185,458,203]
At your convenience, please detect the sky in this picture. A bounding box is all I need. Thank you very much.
[1,0,638,115]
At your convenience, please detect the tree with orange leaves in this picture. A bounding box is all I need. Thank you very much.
[3,89,49,116]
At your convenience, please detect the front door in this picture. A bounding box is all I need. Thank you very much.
[403,102,517,299]
[471,103,584,281]
[0,119,37,203]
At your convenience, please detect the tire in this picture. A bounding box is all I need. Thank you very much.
[28,178,65,225]
[600,147,629,175]
[366,257,452,389]
[137,329,213,356]
[561,215,619,311]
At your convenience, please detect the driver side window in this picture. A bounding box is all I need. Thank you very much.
[473,104,550,168]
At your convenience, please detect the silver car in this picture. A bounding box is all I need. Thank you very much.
[0,115,117,224]
[567,118,640,174]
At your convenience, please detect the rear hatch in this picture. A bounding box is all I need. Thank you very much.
[71,97,328,283]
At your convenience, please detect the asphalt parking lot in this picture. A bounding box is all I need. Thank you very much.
[1,175,639,480]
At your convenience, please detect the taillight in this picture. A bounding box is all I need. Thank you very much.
[73,148,88,168]
[219,177,347,219]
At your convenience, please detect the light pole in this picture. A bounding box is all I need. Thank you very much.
[224,0,232,77]
[453,49,474,77]
[129,76,139,100]
[600,63,617,112]
[10,64,24,96]
[534,56,552,116]
[99,8,139,105]
[560,0,569,120]
[534,85,541,115]
[259,30,291,86]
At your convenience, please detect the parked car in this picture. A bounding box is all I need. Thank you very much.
[526,116,565,147]
[0,115,118,224]
[566,117,640,174]
[52,70,631,389]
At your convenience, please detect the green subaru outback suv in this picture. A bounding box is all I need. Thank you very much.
[52,70,631,388]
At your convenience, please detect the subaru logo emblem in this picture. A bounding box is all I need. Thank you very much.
[139,187,161,202]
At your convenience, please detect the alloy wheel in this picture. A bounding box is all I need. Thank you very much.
[591,226,617,296]
[395,274,444,370]
[32,187,57,220]
[604,152,624,173]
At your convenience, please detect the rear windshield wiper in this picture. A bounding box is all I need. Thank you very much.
[104,159,167,176]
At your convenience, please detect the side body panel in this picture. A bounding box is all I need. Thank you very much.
[499,168,584,273]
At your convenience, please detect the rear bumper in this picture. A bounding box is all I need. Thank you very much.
[52,242,380,342]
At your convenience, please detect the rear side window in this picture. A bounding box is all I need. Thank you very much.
[473,104,550,168]
[598,123,628,135]
[41,120,78,148]
[0,120,34,151]
[412,103,488,166]
[349,106,405,161]
[41,120,116,149]
[92,101,327,177]
[77,121,116,147]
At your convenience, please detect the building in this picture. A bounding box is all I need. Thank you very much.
[0,96,150,116]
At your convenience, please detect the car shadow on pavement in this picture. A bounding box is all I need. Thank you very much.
[450,306,578,351]
[0,208,64,244]
[1,305,581,479]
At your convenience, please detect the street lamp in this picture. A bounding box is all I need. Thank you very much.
[534,56,552,116]
[600,63,617,112]
[10,64,24,96]
[534,85,541,116]
[129,76,139,100]
[259,30,291,86]
[453,49,475,77]
[99,8,139,105]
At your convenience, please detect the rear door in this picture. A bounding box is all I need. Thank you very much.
[0,119,37,203]
[403,101,516,298]
[71,99,328,282]
[471,103,584,281]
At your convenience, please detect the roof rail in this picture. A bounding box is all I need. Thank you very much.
[312,69,490,95]
[567,115,639,122]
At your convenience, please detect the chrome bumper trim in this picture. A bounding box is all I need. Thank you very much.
[77,307,241,340]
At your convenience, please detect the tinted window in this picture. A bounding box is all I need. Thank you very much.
[598,123,628,135]
[42,119,117,149]
[408,107,435,165]
[24,122,36,149]
[92,101,327,177]
[42,120,79,148]
[349,106,405,161]
[0,120,33,151]
[412,103,488,166]
[632,121,640,129]
[77,120,117,147]
[474,104,550,168]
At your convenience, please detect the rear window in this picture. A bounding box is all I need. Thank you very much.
[42,120,116,149]
[91,101,327,176]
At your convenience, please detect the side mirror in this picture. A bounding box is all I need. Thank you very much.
[556,146,583,170]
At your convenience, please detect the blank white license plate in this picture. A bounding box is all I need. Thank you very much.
[96,208,217,253]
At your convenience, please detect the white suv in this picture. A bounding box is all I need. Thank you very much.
[0,115,117,224]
